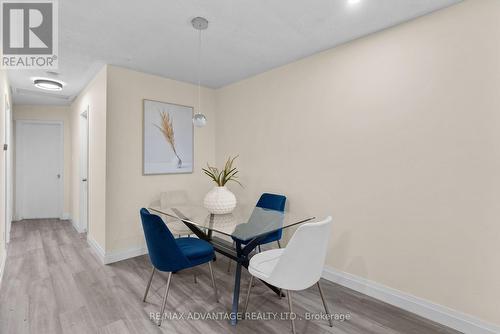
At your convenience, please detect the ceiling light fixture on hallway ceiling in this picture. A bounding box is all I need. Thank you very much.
[33,78,63,91]
[192,16,208,128]
[348,0,361,5]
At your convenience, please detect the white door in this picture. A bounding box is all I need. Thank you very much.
[15,121,63,219]
[4,96,12,243]
[79,108,89,231]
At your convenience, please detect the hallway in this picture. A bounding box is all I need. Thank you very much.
[0,219,459,334]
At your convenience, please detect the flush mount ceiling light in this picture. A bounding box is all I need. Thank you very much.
[33,79,63,91]
[348,0,361,5]
[192,16,208,128]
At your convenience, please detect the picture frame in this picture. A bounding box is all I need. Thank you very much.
[143,99,194,175]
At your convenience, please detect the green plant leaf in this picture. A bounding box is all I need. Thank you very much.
[203,155,242,187]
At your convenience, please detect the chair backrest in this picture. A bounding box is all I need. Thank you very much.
[160,190,190,208]
[256,193,286,212]
[256,193,286,239]
[140,208,191,272]
[266,216,333,290]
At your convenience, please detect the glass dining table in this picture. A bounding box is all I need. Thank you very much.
[149,204,315,325]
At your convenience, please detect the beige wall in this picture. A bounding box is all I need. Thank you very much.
[13,105,72,217]
[215,0,500,326]
[70,66,108,249]
[0,69,12,272]
[14,0,495,326]
[105,65,216,253]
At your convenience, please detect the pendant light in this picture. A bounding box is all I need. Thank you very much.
[192,17,208,127]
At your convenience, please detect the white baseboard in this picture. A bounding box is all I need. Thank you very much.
[322,266,500,334]
[86,236,147,265]
[61,213,71,220]
[0,250,6,288]
[70,219,86,234]
[87,235,105,264]
[103,246,147,265]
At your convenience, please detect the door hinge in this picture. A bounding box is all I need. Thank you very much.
[3,144,7,151]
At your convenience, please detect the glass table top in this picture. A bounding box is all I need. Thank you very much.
[149,204,315,242]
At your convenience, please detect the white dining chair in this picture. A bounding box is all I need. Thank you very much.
[243,216,334,334]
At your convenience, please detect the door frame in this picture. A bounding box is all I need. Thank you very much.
[4,95,12,244]
[79,106,89,232]
[15,120,64,220]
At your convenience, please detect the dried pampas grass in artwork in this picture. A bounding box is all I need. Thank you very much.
[155,111,182,167]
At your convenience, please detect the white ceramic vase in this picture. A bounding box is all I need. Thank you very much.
[203,186,237,214]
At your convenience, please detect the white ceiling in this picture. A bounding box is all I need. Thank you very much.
[8,0,461,105]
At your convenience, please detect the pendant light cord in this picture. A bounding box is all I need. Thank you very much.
[197,28,202,114]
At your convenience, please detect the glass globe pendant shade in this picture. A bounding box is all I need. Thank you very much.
[193,113,207,127]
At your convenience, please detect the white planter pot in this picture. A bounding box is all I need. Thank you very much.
[203,186,237,214]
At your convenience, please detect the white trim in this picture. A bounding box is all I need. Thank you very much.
[79,106,89,233]
[103,246,147,265]
[4,94,12,246]
[15,120,64,219]
[86,237,147,265]
[70,218,85,234]
[322,265,500,334]
[0,251,6,288]
[61,213,71,220]
[87,235,105,264]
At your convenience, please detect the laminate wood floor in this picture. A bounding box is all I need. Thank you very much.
[0,219,461,334]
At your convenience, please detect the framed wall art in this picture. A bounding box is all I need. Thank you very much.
[143,99,193,175]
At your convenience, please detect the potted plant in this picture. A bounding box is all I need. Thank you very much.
[202,156,242,214]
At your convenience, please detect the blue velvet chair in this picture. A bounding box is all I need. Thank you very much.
[228,193,286,272]
[140,208,218,326]
[236,193,286,247]
[252,193,287,249]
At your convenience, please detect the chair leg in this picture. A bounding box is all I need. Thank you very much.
[243,275,254,316]
[286,290,296,334]
[317,281,333,327]
[277,240,282,248]
[143,267,156,302]
[158,272,173,327]
[208,261,219,302]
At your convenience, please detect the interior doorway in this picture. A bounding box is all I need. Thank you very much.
[79,107,89,232]
[15,120,64,219]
